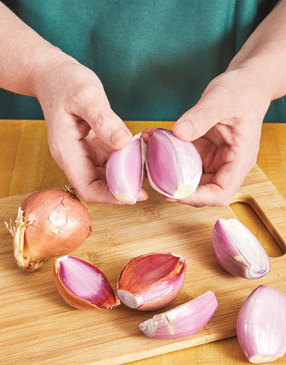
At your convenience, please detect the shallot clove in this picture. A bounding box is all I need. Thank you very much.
[236,285,286,363]
[5,189,92,272]
[145,128,202,199]
[106,133,144,204]
[139,291,218,339]
[53,255,119,310]
[117,253,186,311]
[212,218,270,279]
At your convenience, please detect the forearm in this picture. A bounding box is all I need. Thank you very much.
[228,0,286,100]
[0,2,74,96]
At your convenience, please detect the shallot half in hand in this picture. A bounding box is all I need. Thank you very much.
[106,128,202,203]
[146,128,202,199]
[5,189,92,272]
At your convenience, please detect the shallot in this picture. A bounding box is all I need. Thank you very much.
[5,189,92,272]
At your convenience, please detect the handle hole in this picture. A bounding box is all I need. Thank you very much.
[230,202,284,257]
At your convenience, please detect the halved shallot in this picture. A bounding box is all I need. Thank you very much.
[237,285,286,363]
[54,255,119,310]
[212,218,270,279]
[105,128,202,203]
[117,253,186,311]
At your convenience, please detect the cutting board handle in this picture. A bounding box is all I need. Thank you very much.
[231,166,286,253]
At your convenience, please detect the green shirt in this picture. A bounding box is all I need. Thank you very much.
[1,0,283,122]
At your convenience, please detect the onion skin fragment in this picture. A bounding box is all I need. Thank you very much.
[5,189,92,272]
[53,255,119,310]
[212,218,270,279]
[117,253,186,311]
[236,285,286,364]
[139,291,218,339]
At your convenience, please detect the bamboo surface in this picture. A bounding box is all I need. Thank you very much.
[0,120,286,365]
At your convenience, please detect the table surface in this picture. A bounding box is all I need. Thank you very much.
[1,120,286,365]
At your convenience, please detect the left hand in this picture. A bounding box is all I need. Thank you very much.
[170,69,271,207]
[34,58,148,204]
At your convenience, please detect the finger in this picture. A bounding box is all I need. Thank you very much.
[74,118,91,138]
[74,85,133,150]
[163,174,213,204]
[138,189,149,201]
[173,95,232,142]
[141,128,157,143]
[51,121,123,204]
[176,158,248,207]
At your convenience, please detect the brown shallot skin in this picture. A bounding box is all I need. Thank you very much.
[22,189,92,259]
[14,189,92,271]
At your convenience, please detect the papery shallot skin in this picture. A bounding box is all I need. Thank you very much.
[54,255,119,310]
[117,253,186,311]
[22,190,92,258]
[106,133,144,204]
[236,285,286,364]
[212,219,270,279]
[139,291,218,339]
[146,128,202,199]
[5,189,92,272]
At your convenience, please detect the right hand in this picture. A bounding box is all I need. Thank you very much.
[171,69,270,207]
[34,56,148,203]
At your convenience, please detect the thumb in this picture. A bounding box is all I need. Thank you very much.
[173,101,228,142]
[76,86,132,150]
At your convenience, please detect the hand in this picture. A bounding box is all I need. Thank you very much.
[34,57,148,203]
[171,69,271,207]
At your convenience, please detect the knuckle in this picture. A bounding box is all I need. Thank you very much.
[73,186,92,202]
[211,87,232,106]
[79,192,92,203]
[71,84,102,107]
[191,106,214,133]
[201,74,235,108]
[90,110,107,132]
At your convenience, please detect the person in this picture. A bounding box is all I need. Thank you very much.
[0,0,285,206]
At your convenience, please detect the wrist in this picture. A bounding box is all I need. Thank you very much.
[30,45,78,99]
[227,54,281,102]
[227,58,274,103]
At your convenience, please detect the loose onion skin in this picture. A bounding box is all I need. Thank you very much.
[5,189,92,272]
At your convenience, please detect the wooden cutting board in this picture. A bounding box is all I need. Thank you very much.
[1,165,286,365]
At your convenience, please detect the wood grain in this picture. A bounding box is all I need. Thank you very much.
[0,120,286,365]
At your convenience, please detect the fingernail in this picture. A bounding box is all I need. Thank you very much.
[110,129,131,148]
[175,120,193,136]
